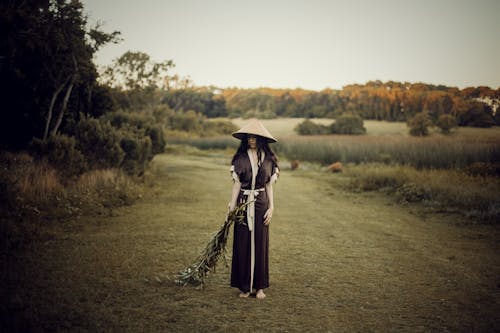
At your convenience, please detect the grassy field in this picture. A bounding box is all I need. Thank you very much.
[228,118,500,139]
[2,149,499,332]
[185,119,500,169]
[170,118,500,222]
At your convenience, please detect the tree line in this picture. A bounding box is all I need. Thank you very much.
[0,0,234,178]
[219,83,499,127]
[2,1,499,158]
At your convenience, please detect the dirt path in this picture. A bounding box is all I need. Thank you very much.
[3,152,500,332]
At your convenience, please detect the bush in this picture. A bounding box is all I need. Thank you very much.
[30,135,87,178]
[408,112,433,136]
[437,114,457,134]
[203,120,238,136]
[332,114,366,135]
[146,125,166,154]
[103,111,166,155]
[75,117,125,170]
[119,128,153,176]
[295,119,330,135]
[167,110,204,132]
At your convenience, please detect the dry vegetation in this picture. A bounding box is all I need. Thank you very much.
[0,151,146,251]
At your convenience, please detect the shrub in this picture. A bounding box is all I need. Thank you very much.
[167,110,204,132]
[202,119,238,136]
[119,128,153,176]
[294,119,330,135]
[30,135,87,178]
[437,114,457,134]
[331,114,366,135]
[146,125,166,154]
[103,111,166,155]
[407,112,433,136]
[75,117,125,170]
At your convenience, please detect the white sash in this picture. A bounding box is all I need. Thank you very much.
[246,149,264,292]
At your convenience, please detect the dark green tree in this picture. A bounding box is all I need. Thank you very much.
[0,0,120,149]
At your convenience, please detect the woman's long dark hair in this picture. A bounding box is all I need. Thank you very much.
[232,135,278,168]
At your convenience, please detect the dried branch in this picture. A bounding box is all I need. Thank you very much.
[175,201,252,288]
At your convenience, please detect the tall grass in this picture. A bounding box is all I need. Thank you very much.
[345,164,500,223]
[172,135,500,170]
[276,136,500,169]
[0,152,143,250]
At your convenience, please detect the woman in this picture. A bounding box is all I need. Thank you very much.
[228,119,279,299]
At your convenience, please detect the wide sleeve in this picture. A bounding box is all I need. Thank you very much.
[230,154,244,183]
[230,165,240,183]
[270,162,280,184]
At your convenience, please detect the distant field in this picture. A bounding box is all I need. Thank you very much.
[229,118,500,139]
[200,118,500,169]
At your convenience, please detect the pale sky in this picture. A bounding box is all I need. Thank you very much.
[82,0,500,90]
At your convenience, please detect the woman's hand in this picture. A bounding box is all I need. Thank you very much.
[263,206,274,225]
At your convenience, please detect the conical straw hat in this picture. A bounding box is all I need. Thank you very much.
[232,119,277,143]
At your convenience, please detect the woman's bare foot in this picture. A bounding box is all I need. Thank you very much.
[256,289,266,299]
[239,291,250,298]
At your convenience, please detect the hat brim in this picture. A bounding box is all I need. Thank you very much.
[232,132,277,143]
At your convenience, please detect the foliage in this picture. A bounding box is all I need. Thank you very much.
[103,111,166,155]
[407,112,433,136]
[203,120,238,136]
[165,110,237,136]
[162,88,228,118]
[75,117,125,170]
[436,114,457,134]
[100,51,174,91]
[119,129,153,176]
[294,119,330,135]
[331,114,366,135]
[295,114,366,135]
[0,0,120,149]
[218,82,499,127]
[167,110,204,132]
[30,113,162,177]
[30,135,87,178]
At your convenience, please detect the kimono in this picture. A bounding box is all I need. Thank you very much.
[230,149,279,293]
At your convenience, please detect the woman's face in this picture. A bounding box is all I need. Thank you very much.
[247,135,257,149]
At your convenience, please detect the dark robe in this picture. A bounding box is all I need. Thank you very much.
[230,150,279,292]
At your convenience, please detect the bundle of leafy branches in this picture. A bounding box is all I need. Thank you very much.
[175,201,251,288]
